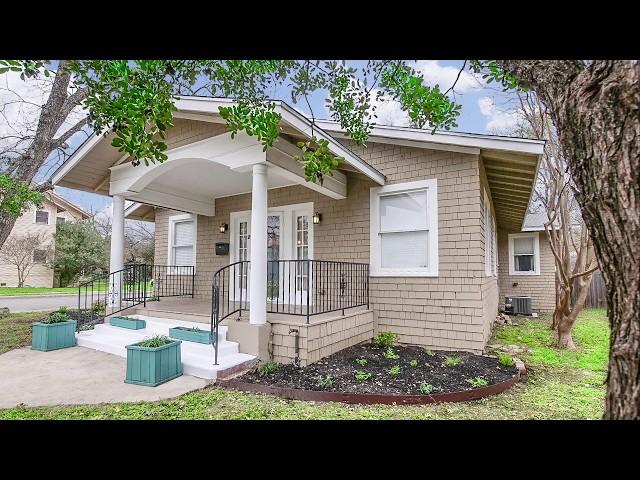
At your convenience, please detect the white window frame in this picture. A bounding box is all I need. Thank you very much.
[370,179,438,277]
[484,189,496,277]
[508,231,540,276]
[33,249,47,264]
[34,209,50,225]
[167,213,197,271]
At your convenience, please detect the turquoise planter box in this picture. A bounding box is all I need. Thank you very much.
[32,320,77,351]
[169,326,212,344]
[110,316,146,330]
[125,340,183,387]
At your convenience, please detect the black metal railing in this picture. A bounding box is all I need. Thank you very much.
[210,259,369,364]
[76,264,195,332]
[266,260,369,321]
[210,261,250,365]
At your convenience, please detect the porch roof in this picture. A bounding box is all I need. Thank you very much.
[50,96,385,198]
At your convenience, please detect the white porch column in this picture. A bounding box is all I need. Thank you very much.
[249,163,268,325]
[109,194,125,306]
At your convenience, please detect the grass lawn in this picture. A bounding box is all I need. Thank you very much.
[0,286,85,296]
[0,311,51,354]
[0,308,608,420]
[0,281,153,296]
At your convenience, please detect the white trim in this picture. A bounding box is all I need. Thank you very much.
[315,120,546,156]
[484,189,495,277]
[370,179,438,277]
[508,231,540,276]
[50,134,103,186]
[167,213,197,271]
[34,209,50,225]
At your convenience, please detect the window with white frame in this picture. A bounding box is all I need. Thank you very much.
[35,210,49,225]
[168,214,196,267]
[370,179,438,276]
[484,190,495,276]
[508,232,540,275]
[33,249,47,263]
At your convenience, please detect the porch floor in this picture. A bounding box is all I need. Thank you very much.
[136,297,369,325]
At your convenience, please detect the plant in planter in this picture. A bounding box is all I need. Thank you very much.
[31,310,77,352]
[169,325,211,344]
[110,315,146,330]
[125,335,182,387]
[92,299,106,316]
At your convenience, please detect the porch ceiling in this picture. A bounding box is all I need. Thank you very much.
[482,149,541,231]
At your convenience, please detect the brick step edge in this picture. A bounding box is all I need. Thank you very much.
[215,357,259,381]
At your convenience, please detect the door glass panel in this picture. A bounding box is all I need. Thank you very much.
[238,221,248,289]
[296,215,309,291]
[267,215,280,298]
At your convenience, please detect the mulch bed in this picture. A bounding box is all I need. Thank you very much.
[239,343,518,396]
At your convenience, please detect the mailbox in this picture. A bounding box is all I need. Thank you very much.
[215,242,230,255]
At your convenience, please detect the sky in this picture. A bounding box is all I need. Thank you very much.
[1,60,522,217]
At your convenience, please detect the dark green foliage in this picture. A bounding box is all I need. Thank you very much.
[419,382,434,394]
[443,355,463,367]
[46,311,69,324]
[355,358,368,366]
[53,221,109,287]
[354,370,372,381]
[388,365,401,377]
[466,376,489,388]
[316,374,333,389]
[383,346,399,360]
[0,174,44,218]
[257,361,278,377]
[139,335,173,348]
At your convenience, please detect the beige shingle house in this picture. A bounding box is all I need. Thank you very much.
[51,96,550,379]
[0,191,90,288]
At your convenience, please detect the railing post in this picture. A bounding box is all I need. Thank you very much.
[191,266,195,298]
[306,259,311,324]
[143,264,147,308]
[77,283,81,333]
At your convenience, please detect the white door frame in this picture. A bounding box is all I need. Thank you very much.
[229,202,314,303]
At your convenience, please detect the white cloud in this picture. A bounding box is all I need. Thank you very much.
[477,96,522,133]
[414,60,484,94]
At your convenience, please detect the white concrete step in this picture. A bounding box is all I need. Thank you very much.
[76,314,254,380]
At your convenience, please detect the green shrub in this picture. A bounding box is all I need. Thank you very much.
[419,382,434,394]
[46,311,69,324]
[423,348,435,356]
[408,359,418,367]
[498,353,514,367]
[258,361,278,377]
[443,355,462,367]
[56,306,69,314]
[374,331,399,348]
[355,371,372,381]
[389,365,401,377]
[316,375,333,389]
[383,346,400,360]
[139,335,173,348]
[466,376,489,388]
[355,358,368,366]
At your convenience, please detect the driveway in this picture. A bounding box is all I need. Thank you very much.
[0,346,209,408]
[0,294,80,313]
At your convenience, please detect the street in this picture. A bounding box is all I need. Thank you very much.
[0,294,79,313]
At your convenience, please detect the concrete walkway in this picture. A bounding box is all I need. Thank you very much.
[0,294,79,313]
[0,346,209,408]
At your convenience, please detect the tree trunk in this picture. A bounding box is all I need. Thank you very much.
[498,60,640,419]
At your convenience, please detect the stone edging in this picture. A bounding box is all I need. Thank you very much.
[218,369,522,405]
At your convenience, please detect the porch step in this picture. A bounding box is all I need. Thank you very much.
[76,315,255,381]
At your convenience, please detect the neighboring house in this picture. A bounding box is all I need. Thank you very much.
[0,191,90,287]
[51,96,545,377]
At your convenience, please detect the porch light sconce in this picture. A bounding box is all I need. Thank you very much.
[219,223,228,233]
[312,213,322,225]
